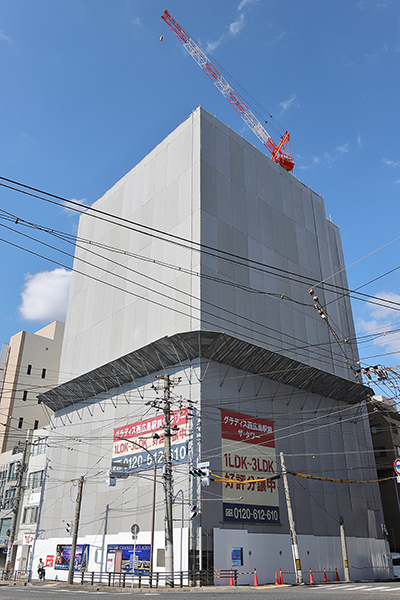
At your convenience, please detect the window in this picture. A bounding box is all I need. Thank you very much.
[374,447,387,458]
[41,368,46,379]
[0,517,11,537]
[31,437,48,456]
[34,420,39,430]
[18,417,23,429]
[27,470,43,490]
[22,391,28,402]
[3,487,16,509]
[26,365,32,375]
[8,462,18,481]
[392,424,398,436]
[395,446,400,458]
[371,424,383,435]
[22,506,38,524]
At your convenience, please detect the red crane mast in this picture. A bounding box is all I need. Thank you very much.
[161,10,294,172]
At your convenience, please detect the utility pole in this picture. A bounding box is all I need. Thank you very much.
[162,374,174,587]
[339,516,351,582]
[67,476,84,585]
[280,452,303,584]
[6,434,30,573]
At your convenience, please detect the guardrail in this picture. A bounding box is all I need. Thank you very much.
[0,568,237,587]
[1,569,31,581]
[72,569,237,588]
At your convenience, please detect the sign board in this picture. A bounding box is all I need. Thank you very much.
[55,544,90,571]
[131,523,140,539]
[112,409,189,473]
[23,534,35,545]
[27,492,41,506]
[231,547,243,566]
[394,459,400,476]
[46,555,54,568]
[106,553,115,573]
[107,544,150,574]
[221,409,279,525]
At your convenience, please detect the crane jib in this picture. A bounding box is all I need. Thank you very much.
[161,10,294,172]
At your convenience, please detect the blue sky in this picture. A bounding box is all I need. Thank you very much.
[0,1,399,386]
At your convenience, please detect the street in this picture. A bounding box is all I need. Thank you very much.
[2,582,400,600]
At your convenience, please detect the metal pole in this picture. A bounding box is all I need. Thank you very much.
[163,374,174,587]
[280,452,303,584]
[6,434,30,573]
[339,518,351,582]
[115,436,157,586]
[67,476,84,585]
[28,457,49,580]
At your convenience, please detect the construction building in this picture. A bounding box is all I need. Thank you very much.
[368,395,400,553]
[35,108,390,583]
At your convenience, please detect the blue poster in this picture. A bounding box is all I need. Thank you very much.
[107,544,150,574]
[55,544,90,571]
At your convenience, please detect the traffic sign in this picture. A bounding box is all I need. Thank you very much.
[131,523,140,539]
[394,459,400,475]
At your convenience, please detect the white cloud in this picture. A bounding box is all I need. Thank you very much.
[382,158,400,167]
[132,16,141,26]
[19,268,71,322]
[357,133,362,148]
[280,93,298,113]
[268,31,286,46]
[62,197,90,216]
[229,13,245,36]
[358,291,400,359]
[395,178,400,184]
[206,34,226,53]
[335,142,349,155]
[0,31,11,44]
[238,0,260,9]
[298,141,349,170]
[206,0,261,53]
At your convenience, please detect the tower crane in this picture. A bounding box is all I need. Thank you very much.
[161,10,294,172]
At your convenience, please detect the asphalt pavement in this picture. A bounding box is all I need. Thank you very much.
[2,581,400,599]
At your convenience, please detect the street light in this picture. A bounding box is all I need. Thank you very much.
[115,436,157,587]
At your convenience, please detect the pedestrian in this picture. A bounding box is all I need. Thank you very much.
[37,558,45,581]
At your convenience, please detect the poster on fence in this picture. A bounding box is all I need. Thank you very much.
[107,544,150,573]
[112,408,188,474]
[221,409,280,525]
[54,544,90,571]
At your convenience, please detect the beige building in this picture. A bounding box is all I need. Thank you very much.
[0,321,64,452]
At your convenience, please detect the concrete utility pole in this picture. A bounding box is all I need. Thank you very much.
[67,476,84,585]
[339,517,351,582]
[115,436,157,587]
[6,434,30,573]
[280,452,303,584]
[162,374,174,587]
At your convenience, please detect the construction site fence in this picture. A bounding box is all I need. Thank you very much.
[0,569,238,587]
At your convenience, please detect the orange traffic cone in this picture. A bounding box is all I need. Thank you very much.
[275,571,279,585]
[323,568,328,582]
[254,568,259,586]
[229,570,234,586]
[309,568,314,584]
[335,568,340,581]
[279,569,284,585]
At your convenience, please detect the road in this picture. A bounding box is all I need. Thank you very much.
[2,582,400,600]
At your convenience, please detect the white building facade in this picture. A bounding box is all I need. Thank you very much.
[34,108,390,584]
